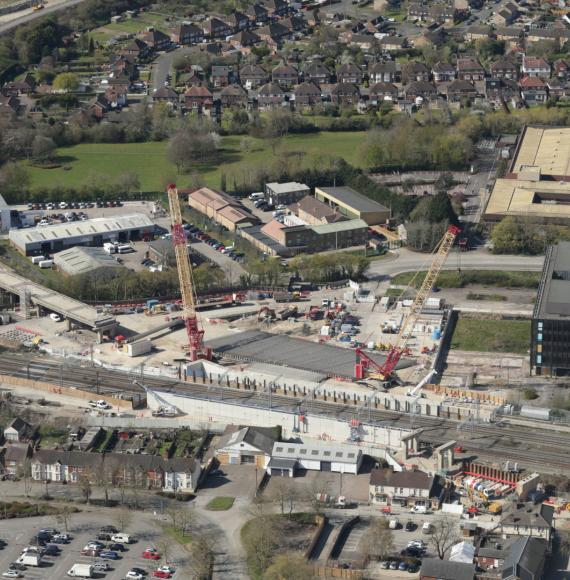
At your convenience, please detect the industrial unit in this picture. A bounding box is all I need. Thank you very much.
[314,186,391,226]
[9,214,154,255]
[485,126,570,224]
[264,181,310,206]
[531,241,570,376]
[53,246,123,276]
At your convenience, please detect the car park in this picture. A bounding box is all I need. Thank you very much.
[129,568,147,576]
[100,526,119,534]
[153,571,172,579]
[93,562,111,572]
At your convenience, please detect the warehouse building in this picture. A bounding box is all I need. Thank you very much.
[264,182,310,206]
[188,187,257,232]
[315,186,391,226]
[53,247,123,276]
[485,126,570,224]
[267,440,363,477]
[9,214,154,256]
[531,241,570,376]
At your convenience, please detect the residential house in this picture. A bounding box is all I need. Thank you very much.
[526,27,570,49]
[220,84,248,107]
[403,61,431,83]
[303,63,332,85]
[163,457,202,493]
[240,64,268,89]
[457,58,486,81]
[547,78,567,100]
[140,28,171,52]
[495,2,519,26]
[465,25,493,42]
[420,559,475,580]
[501,536,547,580]
[379,35,407,52]
[336,63,364,84]
[180,70,203,87]
[121,38,150,59]
[404,80,437,100]
[230,29,261,49]
[204,17,233,40]
[490,59,519,80]
[429,3,456,23]
[554,59,570,80]
[522,56,550,79]
[248,3,269,24]
[2,73,36,96]
[421,28,448,50]
[109,55,137,81]
[331,83,360,107]
[227,11,250,33]
[257,22,290,45]
[519,76,548,105]
[485,78,520,105]
[4,418,32,442]
[152,86,179,106]
[171,23,204,45]
[272,64,299,88]
[184,85,214,113]
[31,449,99,483]
[495,26,523,50]
[265,0,289,17]
[432,62,456,83]
[294,82,322,108]
[408,2,430,20]
[216,426,278,468]
[500,503,555,543]
[104,87,127,108]
[1,443,31,476]
[257,82,286,109]
[88,95,110,120]
[369,468,438,508]
[369,82,398,103]
[446,79,478,102]
[369,61,401,84]
[211,65,234,88]
[281,15,306,33]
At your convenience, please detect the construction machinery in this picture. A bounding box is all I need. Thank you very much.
[166,184,211,361]
[355,224,460,380]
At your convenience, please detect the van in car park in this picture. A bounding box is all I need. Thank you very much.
[117,245,133,254]
[31,256,45,265]
[410,505,427,514]
[67,563,94,577]
[39,259,54,269]
[388,519,399,529]
[111,533,131,544]
[249,192,264,201]
[422,522,432,534]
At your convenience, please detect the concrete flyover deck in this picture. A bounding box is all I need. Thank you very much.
[207,330,413,379]
[0,267,115,334]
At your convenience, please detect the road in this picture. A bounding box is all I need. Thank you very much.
[367,247,545,280]
[151,46,194,94]
[0,0,87,35]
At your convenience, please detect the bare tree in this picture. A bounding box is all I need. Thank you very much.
[55,505,74,532]
[362,517,394,561]
[17,457,33,498]
[188,533,216,580]
[156,539,171,565]
[178,506,194,537]
[165,505,179,530]
[113,508,133,532]
[264,552,314,580]
[430,515,460,559]
[269,477,300,518]
[304,478,332,516]
[78,472,92,504]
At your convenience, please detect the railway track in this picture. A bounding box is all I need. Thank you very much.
[0,353,569,472]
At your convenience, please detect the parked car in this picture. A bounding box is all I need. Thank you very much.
[7,564,25,572]
[100,526,119,534]
[407,563,420,573]
[143,550,160,560]
[99,550,120,560]
[398,562,408,571]
[97,533,113,541]
[152,571,172,579]
[107,542,127,552]
[389,561,398,570]
[2,571,23,578]
[126,573,144,580]
[93,562,111,572]
[129,568,147,576]
[405,521,417,532]
[44,544,60,556]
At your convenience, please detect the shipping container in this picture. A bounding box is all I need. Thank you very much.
[520,406,552,421]
[124,339,152,357]
[31,255,45,264]
[38,259,54,269]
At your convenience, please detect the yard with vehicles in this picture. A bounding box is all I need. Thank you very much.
[18,131,367,195]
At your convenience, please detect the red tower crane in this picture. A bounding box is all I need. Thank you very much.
[167,184,211,361]
[355,224,461,380]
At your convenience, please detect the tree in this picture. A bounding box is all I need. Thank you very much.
[189,534,216,580]
[0,163,31,202]
[269,477,300,518]
[490,216,525,254]
[16,457,33,497]
[115,171,140,196]
[55,505,74,532]
[362,517,394,561]
[241,514,278,576]
[53,72,79,92]
[31,135,56,164]
[78,472,92,504]
[264,553,314,580]
[113,507,133,532]
[430,515,460,559]
[156,539,171,565]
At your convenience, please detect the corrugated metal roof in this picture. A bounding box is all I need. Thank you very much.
[53,246,123,276]
[9,213,154,247]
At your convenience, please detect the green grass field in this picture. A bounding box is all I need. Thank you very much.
[22,131,367,193]
[205,496,235,511]
[90,13,168,43]
[451,318,530,355]
[391,270,540,289]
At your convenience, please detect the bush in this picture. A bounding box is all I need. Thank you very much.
[523,388,539,400]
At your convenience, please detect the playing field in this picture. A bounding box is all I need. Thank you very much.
[23,131,367,193]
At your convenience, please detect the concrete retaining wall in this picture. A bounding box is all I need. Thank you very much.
[0,374,133,410]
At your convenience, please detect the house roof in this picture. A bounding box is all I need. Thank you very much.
[272,64,298,76]
[261,219,286,241]
[337,62,363,74]
[267,457,298,469]
[370,82,398,95]
[291,195,345,222]
[190,187,237,211]
[259,82,284,96]
[272,440,362,464]
[406,80,436,94]
[502,536,547,578]
[153,86,179,99]
[217,205,255,224]
[433,62,455,73]
[3,443,30,462]
[294,81,321,96]
[523,56,550,69]
[490,59,518,71]
[420,559,475,580]
[448,79,477,92]
[240,64,266,78]
[221,83,247,97]
[519,76,546,88]
[405,61,430,74]
[457,58,484,71]
[501,503,554,529]
[304,62,330,76]
[219,426,278,455]
[6,417,30,434]
[369,468,434,490]
[185,85,213,97]
[369,61,398,74]
[311,219,367,235]
[331,83,359,96]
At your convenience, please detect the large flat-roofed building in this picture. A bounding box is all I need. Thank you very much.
[485,126,570,224]
[264,181,310,206]
[9,214,154,256]
[531,242,570,376]
[315,186,390,225]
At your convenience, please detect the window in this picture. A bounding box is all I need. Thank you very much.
[335,452,343,458]
[323,451,331,457]
[347,453,355,458]
[311,450,319,456]
[299,449,307,455]
[275,446,283,452]
[287,448,295,454]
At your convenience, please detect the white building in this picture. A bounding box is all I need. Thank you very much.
[267,440,363,477]
[216,426,278,468]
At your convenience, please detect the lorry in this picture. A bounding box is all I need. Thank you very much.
[67,563,94,577]
[17,553,43,567]
[103,242,117,254]
[31,255,46,264]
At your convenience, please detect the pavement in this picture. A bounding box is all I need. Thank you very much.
[0,0,87,35]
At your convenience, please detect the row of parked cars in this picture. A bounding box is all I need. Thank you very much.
[183,223,244,263]
[27,200,124,211]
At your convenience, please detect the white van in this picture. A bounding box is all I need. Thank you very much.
[388,519,399,530]
[111,533,131,544]
[410,505,427,514]
[422,522,432,534]
[249,192,264,201]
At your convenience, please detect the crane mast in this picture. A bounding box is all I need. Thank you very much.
[167,184,211,361]
[355,224,460,380]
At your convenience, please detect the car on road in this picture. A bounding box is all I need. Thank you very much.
[99,550,120,560]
